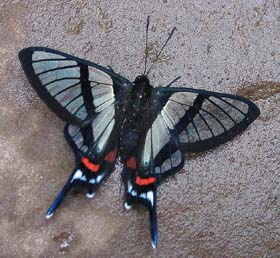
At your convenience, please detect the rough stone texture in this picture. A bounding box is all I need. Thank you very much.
[0,1,279,257]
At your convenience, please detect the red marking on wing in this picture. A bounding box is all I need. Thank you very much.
[126,156,137,170]
[82,157,100,173]
[135,176,156,186]
[105,149,117,162]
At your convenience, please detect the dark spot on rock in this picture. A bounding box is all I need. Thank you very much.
[186,152,207,160]
[97,7,113,31]
[70,188,84,196]
[53,231,75,254]
[237,81,280,101]
[146,41,171,64]
[197,231,214,238]
[265,241,280,251]
[75,6,82,14]
[84,41,94,54]
[178,168,188,174]
[255,20,262,27]
[259,114,270,125]
[53,231,71,242]
[65,17,84,34]
[254,6,261,14]
[207,43,212,54]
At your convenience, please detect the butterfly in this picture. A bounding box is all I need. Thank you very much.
[18,17,260,248]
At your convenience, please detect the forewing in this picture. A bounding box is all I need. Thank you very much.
[19,47,130,125]
[64,101,123,160]
[155,87,260,152]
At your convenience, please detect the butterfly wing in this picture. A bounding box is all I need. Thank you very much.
[156,87,260,153]
[19,47,131,217]
[123,86,260,247]
[19,47,130,126]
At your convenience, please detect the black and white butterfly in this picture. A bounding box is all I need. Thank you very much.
[18,17,260,248]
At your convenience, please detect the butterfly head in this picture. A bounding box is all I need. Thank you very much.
[134,74,150,85]
[132,75,152,99]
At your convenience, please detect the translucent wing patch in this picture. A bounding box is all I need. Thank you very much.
[64,104,116,158]
[157,88,260,152]
[19,47,130,125]
[140,112,184,179]
[161,92,197,129]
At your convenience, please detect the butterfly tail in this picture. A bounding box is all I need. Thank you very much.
[123,168,159,248]
[45,168,81,219]
[148,190,158,249]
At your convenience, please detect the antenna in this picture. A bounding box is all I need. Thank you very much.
[145,26,176,76]
[143,16,150,75]
[165,76,181,87]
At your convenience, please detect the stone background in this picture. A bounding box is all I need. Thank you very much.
[0,0,279,257]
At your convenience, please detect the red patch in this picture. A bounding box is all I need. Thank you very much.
[81,157,100,173]
[126,156,137,170]
[105,149,117,162]
[135,176,156,186]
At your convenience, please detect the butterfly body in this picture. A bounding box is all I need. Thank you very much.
[120,75,154,158]
[19,20,260,248]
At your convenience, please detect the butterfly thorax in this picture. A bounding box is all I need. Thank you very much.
[125,75,152,118]
[119,75,153,160]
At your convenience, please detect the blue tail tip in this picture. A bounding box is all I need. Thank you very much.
[152,239,157,249]
[45,211,54,220]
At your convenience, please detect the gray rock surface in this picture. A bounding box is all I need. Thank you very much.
[0,0,279,257]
